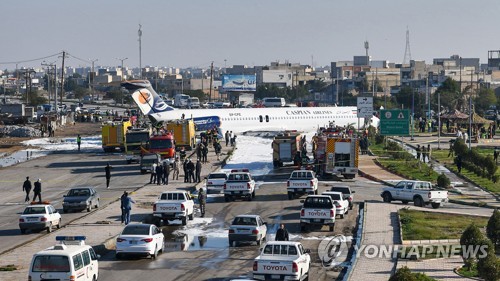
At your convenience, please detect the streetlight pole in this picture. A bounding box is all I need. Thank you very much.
[468,95,472,150]
[438,91,441,149]
[138,24,142,79]
[411,88,415,140]
[116,57,128,81]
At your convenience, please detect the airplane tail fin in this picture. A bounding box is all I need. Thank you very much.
[121,80,174,116]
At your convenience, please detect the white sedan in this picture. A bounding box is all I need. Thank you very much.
[115,223,164,259]
[322,191,349,219]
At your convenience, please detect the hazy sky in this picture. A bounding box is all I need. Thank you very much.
[2,0,499,70]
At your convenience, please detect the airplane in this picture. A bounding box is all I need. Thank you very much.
[122,80,379,134]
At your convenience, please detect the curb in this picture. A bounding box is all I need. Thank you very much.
[448,199,497,209]
[344,201,367,281]
[401,239,460,246]
[454,265,483,280]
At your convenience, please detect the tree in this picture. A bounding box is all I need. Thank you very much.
[460,224,486,270]
[435,77,463,111]
[22,89,48,107]
[74,86,89,101]
[474,88,497,115]
[477,238,500,281]
[487,209,500,250]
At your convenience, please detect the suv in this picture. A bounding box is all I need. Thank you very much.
[330,185,355,210]
[63,187,100,213]
[19,203,62,234]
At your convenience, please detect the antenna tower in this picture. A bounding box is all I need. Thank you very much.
[403,26,412,65]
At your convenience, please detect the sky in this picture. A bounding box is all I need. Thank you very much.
[2,0,500,70]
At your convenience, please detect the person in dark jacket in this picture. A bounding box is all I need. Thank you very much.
[33,179,42,203]
[121,192,136,225]
[105,163,112,188]
[187,159,195,183]
[120,191,127,224]
[202,145,208,163]
[162,162,170,185]
[155,163,163,185]
[183,159,189,182]
[22,176,32,202]
[195,159,202,183]
[275,224,289,241]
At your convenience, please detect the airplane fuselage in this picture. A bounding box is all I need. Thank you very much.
[149,106,364,133]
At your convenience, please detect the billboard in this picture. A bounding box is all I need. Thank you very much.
[222,75,256,91]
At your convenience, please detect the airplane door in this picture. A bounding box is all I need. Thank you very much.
[259,115,263,122]
[265,115,269,122]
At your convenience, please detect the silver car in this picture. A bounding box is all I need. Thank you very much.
[62,187,100,213]
[228,215,267,247]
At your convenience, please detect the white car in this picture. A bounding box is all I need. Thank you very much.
[228,214,267,247]
[322,191,349,219]
[205,171,228,194]
[19,204,61,234]
[115,223,164,259]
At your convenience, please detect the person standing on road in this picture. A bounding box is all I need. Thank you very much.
[162,162,170,185]
[494,148,499,164]
[121,192,135,225]
[120,191,127,224]
[198,187,206,217]
[172,157,180,180]
[183,158,189,182]
[33,179,42,203]
[76,134,81,152]
[155,163,163,185]
[202,144,208,163]
[187,159,195,183]
[195,159,202,183]
[150,162,157,184]
[225,130,230,146]
[275,224,289,241]
[22,176,32,203]
[421,146,427,163]
[105,163,112,188]
[427,144,432,161]
[416,145,421,162]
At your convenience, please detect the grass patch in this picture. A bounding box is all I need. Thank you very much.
[368,142,388,157]
[378,158,438,183]
[399,209,489,240]
[457,263,479,278]
[432,149,500,194]
[0,264,17,271]
[398,245,462,260]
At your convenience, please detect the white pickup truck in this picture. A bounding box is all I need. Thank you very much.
[223,172,256,202]
[300,195,336,232]
[205,171,228,194]
[253,241,311,281]
[322,191,349,219]
[153,191,195,226]
[287,170,318,200]
[381,180,449,209]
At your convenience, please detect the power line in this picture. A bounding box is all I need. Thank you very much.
[66,53,92,64]
[0,52,62,65]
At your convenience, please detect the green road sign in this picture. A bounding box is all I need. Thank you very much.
[380,109,410,136]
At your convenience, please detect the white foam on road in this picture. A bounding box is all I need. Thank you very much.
[23,135,102,151]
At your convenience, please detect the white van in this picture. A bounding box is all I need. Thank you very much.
[263,97,286,107]
[29,236,99,281]
[187,97,200,109]
[174,94,190,108]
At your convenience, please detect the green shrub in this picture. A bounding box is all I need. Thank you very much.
[437,173,451,188]
[460,224,486,270]
[375,134,385,145]
[487,209,500,250]
[389,266,417,281]
[477,248,500,281]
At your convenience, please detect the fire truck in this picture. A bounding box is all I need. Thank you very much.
[272,131,303,167]
[148,132,176,165]
[314,134,359,179]
[101,119,132,152]
[166,119,196,151]
[124,128,152,164]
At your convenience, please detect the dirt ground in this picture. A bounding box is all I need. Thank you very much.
[0,122,102,154]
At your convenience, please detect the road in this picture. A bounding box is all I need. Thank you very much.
[0,151,144,254]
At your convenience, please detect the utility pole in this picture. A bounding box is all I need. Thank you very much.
[53,64,58,109]
[426,75,430,132]
[15,63,19,95]
[411,88,415,140]
[438,91,441,149]
[60,51,67,106]
[468,96,472,150]
[209,61,214,103]
[138,24,142,79]
[89,59,98,102]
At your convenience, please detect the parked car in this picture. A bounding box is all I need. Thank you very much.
[62,187,100,213]
[205,171,228,194]
[228,215,267,247]
[115,223,164,259]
